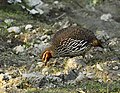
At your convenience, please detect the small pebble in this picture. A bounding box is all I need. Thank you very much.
[113,66,119,70]
[96,64,103,71]
[100,13,112,21]
[13,45,25,54]
[54,1,59,4]
[25,24,33,30]
[7,26,21,33]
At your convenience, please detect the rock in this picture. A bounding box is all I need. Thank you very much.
[22,72,44,78]
[74,72,85,82]
[7,26,21,33]
[37,62,44,68]
[29,46,41,56]
[42,67,49,75]
[2,73,11,81]
[24,0,47,15]
[4,19,14,25]
[35,8,44,15]
[40,75,63,88]
[98,79,103,83]
[15,0,22,3]
[32,29,37,33]
[100,13,112,21]
[86,72,95,79]
[76,88,86,93]
[66,58,78,69]
[64,57,85,73]
[63,57,86,81]
[28,9,39,14]
[113,66,119,70]
[8,0,22,3]
[96,63,103,71]
[0,74,4,81]
[109,38,118,46]
[13,45,25,54]
[25,24,33,30]
[34,3,49,14]
[22,72,44,87]
[0,88,6,93]
[40,35,50,41]
[95,30,110,41]
[25,0,43,7]
[54,1,59,4]
[117,73,120,77]
[34,42,50,52]
[64,70,78,81]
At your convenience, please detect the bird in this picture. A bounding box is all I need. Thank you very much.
[41,25,103,65]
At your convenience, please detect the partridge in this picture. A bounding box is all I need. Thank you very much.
[41,26,102,64]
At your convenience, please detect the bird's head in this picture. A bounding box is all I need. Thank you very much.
[40,47,54,64]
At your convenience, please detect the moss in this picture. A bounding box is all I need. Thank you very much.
[26,80,120,93]
[0,4,33,26]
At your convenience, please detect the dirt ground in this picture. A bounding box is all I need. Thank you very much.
[0,0,120,93]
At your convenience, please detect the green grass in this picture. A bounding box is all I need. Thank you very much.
[0,4,35,26]
[26,80,120,93]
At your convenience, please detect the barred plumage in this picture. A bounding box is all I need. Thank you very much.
[41,26,102,64]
